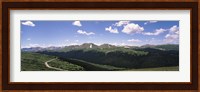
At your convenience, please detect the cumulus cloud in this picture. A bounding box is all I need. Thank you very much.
[127,39,141,42]
[105,26,119,33]
[114,21,130,26]
[122,23,144,34]
[77,30,95,35]
[72,21,82,27]
[143,28,166,36]
[169,25,179,34]
[144,21,158,25]
[164,34,179,43]
[105,21,144,35]
[22,21,35,27]
[164,25,179,43]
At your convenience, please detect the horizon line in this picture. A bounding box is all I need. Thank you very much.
[21,43,179,49]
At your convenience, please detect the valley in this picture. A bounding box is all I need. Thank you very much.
[21,43,179,71]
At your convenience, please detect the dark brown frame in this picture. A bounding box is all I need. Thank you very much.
[2,2,198,90]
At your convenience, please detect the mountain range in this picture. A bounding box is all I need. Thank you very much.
[21,43,179,52]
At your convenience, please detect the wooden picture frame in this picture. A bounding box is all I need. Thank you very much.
[1,1,199,91]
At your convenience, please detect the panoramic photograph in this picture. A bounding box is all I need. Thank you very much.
[21,20,179,71]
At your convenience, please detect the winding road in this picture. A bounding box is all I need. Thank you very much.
[44,58,64,71]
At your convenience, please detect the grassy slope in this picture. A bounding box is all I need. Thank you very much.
[21,52,84,71]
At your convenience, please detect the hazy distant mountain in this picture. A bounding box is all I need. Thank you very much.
[80,43,98,49]
[99,44,116,48]
[65,45,80,50]
[22,43,179,52]
[21,46,62,52]
[22,47,44,52]
[141,44,156,48]
[46,46,63,50]
[154,44,179,50]
[140,44,179,51]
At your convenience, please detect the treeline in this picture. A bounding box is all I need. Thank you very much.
[39,48,179,69]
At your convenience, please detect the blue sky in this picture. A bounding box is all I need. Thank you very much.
[21,20,179,48]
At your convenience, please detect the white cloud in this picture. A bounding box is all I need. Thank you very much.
[27,38,31,41]
[22,21,35,27]
[169,25,179,34]
[144,21,158,25]
[69,43,78,45]
[93,43,101,46]
[127,39,142,42]
[143,28,166,35]
[144,22,148,25]
[105,26,119,33]
[164,34,179,43]
[72,21,82,27]
[114,21,130,26]
[29,44,40,47]
[47,44,67,47]
[77,30,95,35]
[120,43,126,46]
[164,25,179,43]
[22,43,70,48]
[22,44,40,48]
[111,43,118,46]
[122,23,144,34]
[75,40,79,42]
